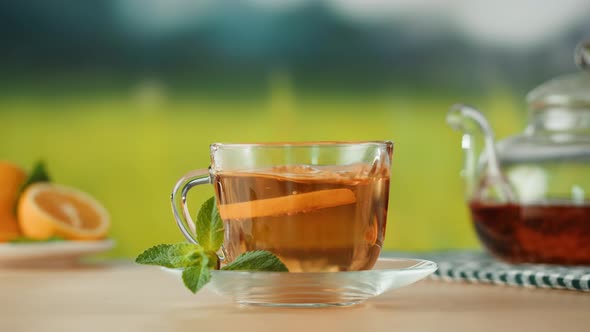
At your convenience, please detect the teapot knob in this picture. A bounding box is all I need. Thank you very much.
[575,40,590,71]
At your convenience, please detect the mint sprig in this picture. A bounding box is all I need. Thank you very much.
[14,160,51,214]
[18,161,51,195]
[135,197,289,293]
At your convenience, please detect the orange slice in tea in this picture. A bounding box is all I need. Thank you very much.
[17,183,110,240]
[218,188,356,220]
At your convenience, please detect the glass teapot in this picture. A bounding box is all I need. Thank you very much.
[447,42,590,265]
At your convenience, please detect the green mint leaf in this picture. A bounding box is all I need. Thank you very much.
[19,161,51,195]
[221,250,289,272]
[9,236,64,244]
[14,160,51,214]
[195,197,224,252]
[135,243,205,268]
[182,257,212,293]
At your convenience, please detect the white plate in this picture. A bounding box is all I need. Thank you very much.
[0,240,114,266]
[165,258,437,307]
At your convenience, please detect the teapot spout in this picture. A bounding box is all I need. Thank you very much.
[447,104,514,203]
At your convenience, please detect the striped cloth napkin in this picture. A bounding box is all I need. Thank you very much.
[384,251,590,292]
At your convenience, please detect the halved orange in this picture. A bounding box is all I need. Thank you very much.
[17,183,110,240]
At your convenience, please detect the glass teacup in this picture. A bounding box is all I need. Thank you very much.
[171,141,393,272]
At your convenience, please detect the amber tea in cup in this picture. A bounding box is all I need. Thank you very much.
[171,142,393,272]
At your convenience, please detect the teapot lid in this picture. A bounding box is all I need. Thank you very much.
[526,41,590,111]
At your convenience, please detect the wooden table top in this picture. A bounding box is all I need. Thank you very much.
[0,262,588,332]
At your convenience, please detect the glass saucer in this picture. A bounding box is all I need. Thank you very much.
[166,258,437,307]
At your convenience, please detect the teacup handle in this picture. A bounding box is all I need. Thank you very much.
[170,169,211,245]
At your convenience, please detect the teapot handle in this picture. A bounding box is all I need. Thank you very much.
[447,104,515,203]
[575,41,590,70]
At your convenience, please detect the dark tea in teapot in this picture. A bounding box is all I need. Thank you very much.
[470,201,590,265]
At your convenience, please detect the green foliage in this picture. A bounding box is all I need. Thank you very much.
[2,93,519,256]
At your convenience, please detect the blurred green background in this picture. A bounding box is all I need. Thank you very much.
[1,1,589,257]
